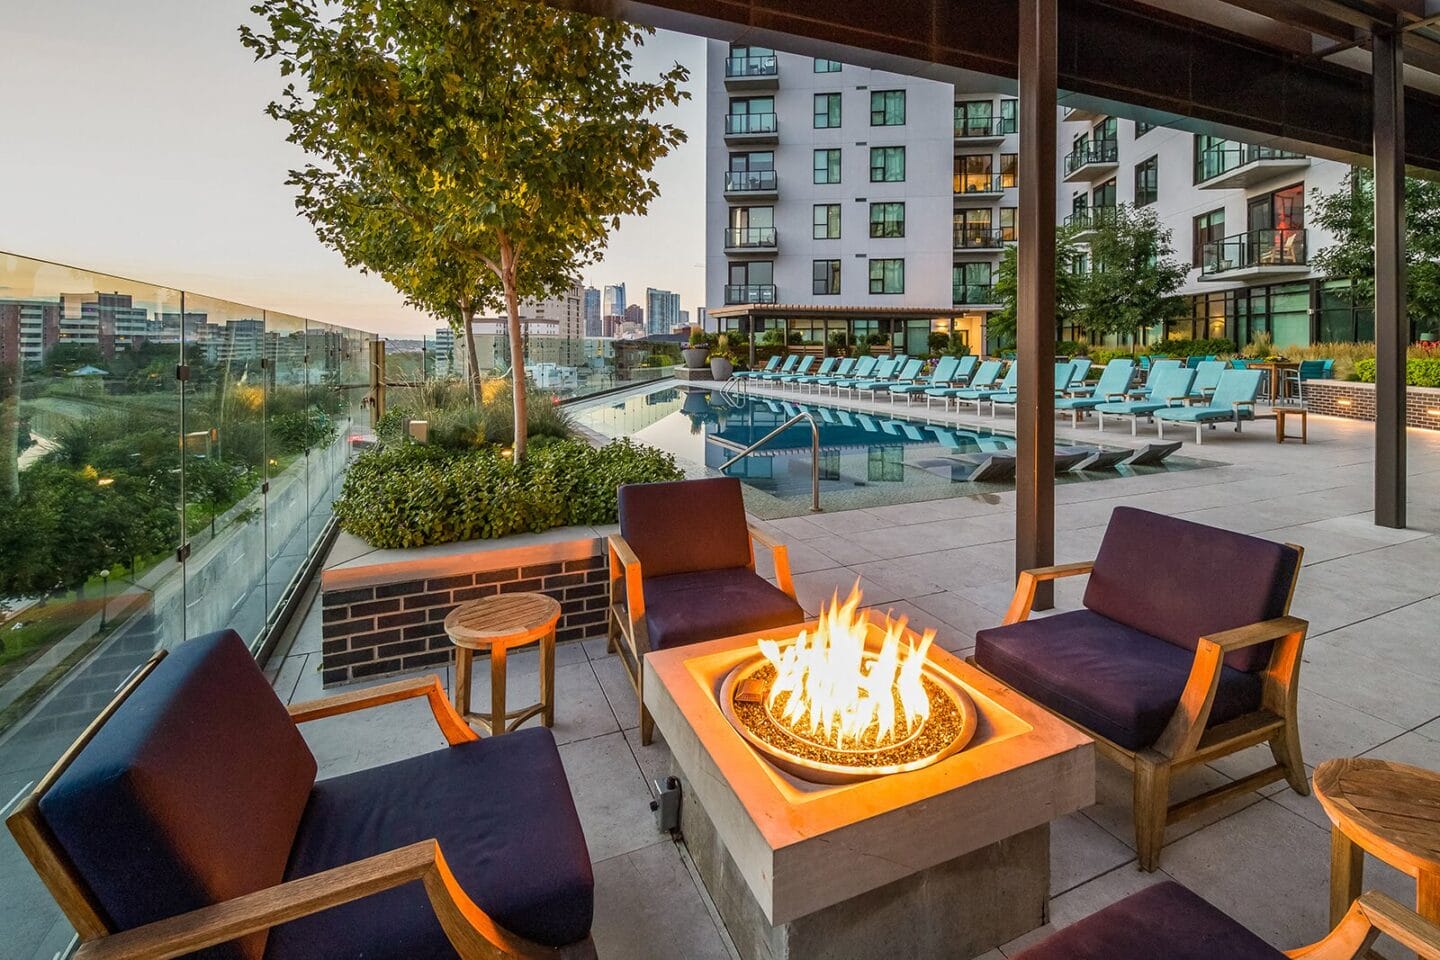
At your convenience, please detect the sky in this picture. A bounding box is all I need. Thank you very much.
[0,0,706,337]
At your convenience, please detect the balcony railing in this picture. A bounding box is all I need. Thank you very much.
[724,169,778,193]
[953,227,1006,249]
[1063,139,1119,175]
[725,55,778,79]
[1064,206,1119,232]
[1196,142,1306,184]
[725,283,778,304]
[724,112,778,136]
[723,227,777,248]
[1201,228,1307,276]
[954,117,1007,138]
[953,174,1008,195]
[953,282,996,305]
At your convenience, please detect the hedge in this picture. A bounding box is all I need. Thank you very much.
[1354,357,1440,387]
[332,438,684,548]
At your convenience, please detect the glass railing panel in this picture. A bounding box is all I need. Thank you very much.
[953,283,996,305]
[261,309,311,614]
[953,228,1004,249]
[724,54,777,78]
[724,170,777,192]
[954,116,1004,138]
[1200,229,1307,274]
[1197,142,1307,181]
[724,283,778,304]
[724,112,778,135]
[953,174,1005,194]
[723,227,778,247]
[1063,140,1119,174]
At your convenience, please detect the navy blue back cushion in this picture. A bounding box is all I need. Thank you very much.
[1083,507,1300,672]
[39,631,317,960]
[619,477,751,578]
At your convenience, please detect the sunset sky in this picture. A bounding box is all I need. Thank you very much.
[0,0,706,337]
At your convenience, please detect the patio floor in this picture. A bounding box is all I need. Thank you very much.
[268,394,1440,959]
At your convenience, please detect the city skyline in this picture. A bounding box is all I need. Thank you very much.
[0,0,706,338]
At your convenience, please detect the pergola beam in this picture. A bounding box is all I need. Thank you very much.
[1374,21,1409,527]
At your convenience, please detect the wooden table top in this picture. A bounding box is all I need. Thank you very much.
[1314,757,1440,878]
[444,592,562,648]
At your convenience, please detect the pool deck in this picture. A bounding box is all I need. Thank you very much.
[270,383,1440,959]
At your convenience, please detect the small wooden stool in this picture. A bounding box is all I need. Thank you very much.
[1275,405,1308,443]
[1314,757,1440,928]
[444,592,561,735]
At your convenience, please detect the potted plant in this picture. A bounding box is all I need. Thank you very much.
[709,334,735,380]
[683,330,710,369]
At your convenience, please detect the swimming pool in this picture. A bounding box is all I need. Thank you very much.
[571,382,1208,519]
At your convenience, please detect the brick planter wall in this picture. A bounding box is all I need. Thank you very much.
[1304,379,1440,431]
[319,529,613,686]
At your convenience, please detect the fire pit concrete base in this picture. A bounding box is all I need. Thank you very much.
[678,767,1048,960]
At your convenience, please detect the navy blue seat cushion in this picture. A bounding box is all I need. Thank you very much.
[39,631,317,960]
[1011,881,1285,960]
[266,728,592,959]
[1084,507,1300,672]
[974,610,1262,751]
[642,567,804,650]
[619,477,752,578]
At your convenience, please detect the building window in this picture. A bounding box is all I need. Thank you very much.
[869,202,905,238]
[812,203,841,239]
[1194,134,1227,183]
[1000,152,1018,189]
[813,148,841,184]
[869,258,904,294]
[999,207,1017,242]
[955,208,993,247]
[814,93,842,129]
[954,99,994,137]
[1093,177,1116,209]
[812,259,841,295]
[870,90,906,126]
[1000,98,1018,134]
[1193,209,1225,268]
[814,58,842,73]
[869,146,906,182]
[954,153,993,193]
[1136,120,1155,137]
[1135,155,1158,207]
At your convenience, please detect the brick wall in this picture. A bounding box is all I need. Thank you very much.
[1304,380,1440,431]
[320,554,610,686]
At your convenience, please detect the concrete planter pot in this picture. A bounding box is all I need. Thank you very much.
[682,347,709,369]
[710,357,734,380]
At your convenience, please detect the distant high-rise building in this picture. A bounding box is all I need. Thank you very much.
[0,299,62,366]
[680,309,691,327]
[601,314,624,338]
[623,302,644,331]
[645,287,681,335]
[602,283,626,320]
[583,286,602,337]
[696,306,708,332]
[433,326,455,375]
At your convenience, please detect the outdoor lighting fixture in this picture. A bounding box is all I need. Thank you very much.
[1428,408,1440,416]
[1338,399,1353,407]
[500,446,514,459]
[96,477,115,487]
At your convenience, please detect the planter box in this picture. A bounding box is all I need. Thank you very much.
[1304,379,1440,431]
[319,524,616,687]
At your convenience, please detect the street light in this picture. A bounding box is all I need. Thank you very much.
[99,568,110,629]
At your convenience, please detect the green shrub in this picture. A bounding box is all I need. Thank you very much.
[1152,337,1237,358]
[1355,357,1440,387]
[332,438,683,548]
[1056,340,1087,357]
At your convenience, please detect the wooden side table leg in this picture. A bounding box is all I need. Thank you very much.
[1329,827,1365,927]
[1301,412,1308,444]
[490,643,508,736]
[540,627,556,727]
[1276,412,1284,443]
[1419,870,1440,925]
[454,647,472,718]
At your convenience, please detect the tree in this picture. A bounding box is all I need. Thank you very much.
[0,362,20,499]
[990,229,1086,351]
[1310,166,1440,334]
[242,0,689,460]
[1074,205,1188,349]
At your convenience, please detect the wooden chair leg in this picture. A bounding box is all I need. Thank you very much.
[1270,715,1310,796]
[1133,757,1171,872]
[606,610,619,654]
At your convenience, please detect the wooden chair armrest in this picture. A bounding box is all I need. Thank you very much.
[1200,616,1307,653]
[74,841,565,960]
[1288,891,1440,959]
[289,675,477,746]
[606,533,641,571]
[607,533,646,638]
[749,525,797,600]
[1002,561,1096,625]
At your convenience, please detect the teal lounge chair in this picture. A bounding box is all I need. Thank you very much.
[837,358,897,396]
[819,356,875,393]
[859,358,924,400]
[1129,358,1182,397]
[925,359,1003,411]
[1189,359,1227,399]
[950,361,1018,413]
[1068,357,1093,385]
[734,355,780,380]
[773,355,816,386]
[951,354,979,384]
[1054,358,1135,426]
[807,357,858,392]
[1281,358,1334,402]
[990,361,1077,418]
[1094,367,1197,435]
[790,356,839,391]
[889,355,961,404]
[1154,369,1264,443]
[757,354,799,381]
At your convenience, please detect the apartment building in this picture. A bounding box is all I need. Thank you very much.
[645,287,681,335]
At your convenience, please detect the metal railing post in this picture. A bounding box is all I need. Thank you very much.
[717,412,823,512]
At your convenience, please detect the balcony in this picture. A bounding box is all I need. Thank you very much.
[1196,142,1310,189]
[724,111,778,144]
[954,116,1008,143]
[724,282,778,304]
[953,174,1008,200]
[1200,228,1308,280]
[1062,139,1119,182]
[1064,205,1118,240]
[953,227,1006,252]
[1063,104,1105,122]
[953,282,998,306]
[724,54,778,90]
[723,226,778,253]
[723,169,778,200]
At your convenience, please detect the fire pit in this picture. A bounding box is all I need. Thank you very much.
[719,588,977,783]
[642,594,1095,960]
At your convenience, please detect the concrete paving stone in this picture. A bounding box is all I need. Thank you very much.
[1082,756,1268,852]
[1050,811,1137,897]
[591,840,734,960]
[1299,635,1440,729]
[623,726,675,800]
[790,568,904,616]
[998,862,1174,956]
[557,730,664,863]
[1296,688,1409,764]
[592,650,640,731]
[906,590,1009,647]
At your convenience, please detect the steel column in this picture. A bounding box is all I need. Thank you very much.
[1374,25,1407,528]
[1016,0,1057,607]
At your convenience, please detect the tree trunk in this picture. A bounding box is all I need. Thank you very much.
[458,296,481,407]
[498,235,528,462]
[0,361,20,499]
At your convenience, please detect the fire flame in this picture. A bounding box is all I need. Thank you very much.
[757,584,935,750]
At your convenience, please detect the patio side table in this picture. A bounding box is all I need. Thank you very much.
[1314,757,1440,927]
[444,592,561,735]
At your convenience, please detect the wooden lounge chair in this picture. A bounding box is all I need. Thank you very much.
[973,507,1308,870]
[7,631,597,960]
[1011,880,1440,960]
[1155,369,1264,443]
[608,477,804,745]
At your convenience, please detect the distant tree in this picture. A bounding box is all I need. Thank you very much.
[43,343,102,375]
[242,0,689,461]
[1310,167,1440,334]
[990,229,1086,351]
[1074,205,1187,350]
[0,362,19,499]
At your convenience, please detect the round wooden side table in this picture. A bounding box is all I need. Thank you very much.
[444,592,562,736]
[1314,757,1440,927]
